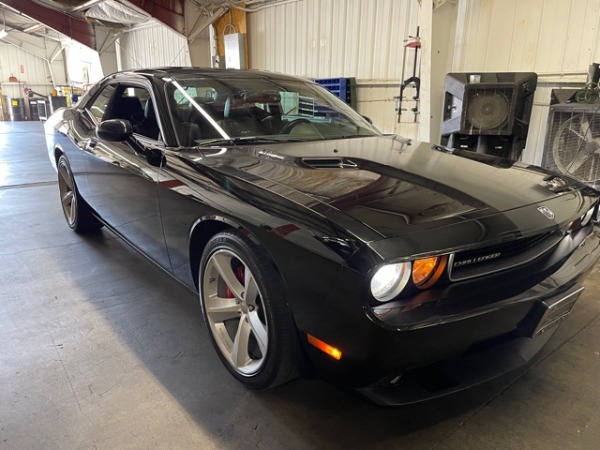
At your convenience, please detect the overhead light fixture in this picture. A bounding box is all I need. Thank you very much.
[23,24,44,34]
[0,29,7,39]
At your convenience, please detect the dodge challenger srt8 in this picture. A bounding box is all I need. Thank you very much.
[44,68,600,405]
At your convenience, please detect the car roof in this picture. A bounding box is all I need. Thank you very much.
[112,67,310,84]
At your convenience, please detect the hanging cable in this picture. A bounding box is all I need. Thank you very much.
[223,21,237,35]
[574,82,600,104]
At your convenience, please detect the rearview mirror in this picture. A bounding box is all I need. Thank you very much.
[96,119,133,142]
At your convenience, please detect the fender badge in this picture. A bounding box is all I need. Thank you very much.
[537,205,555,220]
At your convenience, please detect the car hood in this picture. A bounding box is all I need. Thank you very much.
[186,135,592,257]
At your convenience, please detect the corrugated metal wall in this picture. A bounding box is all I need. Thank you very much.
[455,0,600,165]
[456,0,600,74]
[0,39,65,98]
[247,0,421,138]
[119,24,191,70]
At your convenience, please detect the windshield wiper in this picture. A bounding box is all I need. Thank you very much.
[325,134,376,140]
[198,136,306,146]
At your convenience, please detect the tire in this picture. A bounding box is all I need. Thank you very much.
[199,230,299,389]
[57,155,103,234]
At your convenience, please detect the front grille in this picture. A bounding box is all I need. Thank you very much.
[449,231,561,281]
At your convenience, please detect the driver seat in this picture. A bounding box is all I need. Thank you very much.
[221,95,267,137]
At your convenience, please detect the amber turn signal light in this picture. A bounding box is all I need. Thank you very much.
[412,255,447,288]
[307,334,342,360]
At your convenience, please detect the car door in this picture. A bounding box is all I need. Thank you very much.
[81,80,171,270]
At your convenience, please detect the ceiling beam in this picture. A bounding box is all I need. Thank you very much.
[187,6,225,43]
[68,0,109,14]
[127,0,185,35]
[1,0,97,49]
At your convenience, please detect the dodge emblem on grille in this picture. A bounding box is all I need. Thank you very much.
[537,206,555,220]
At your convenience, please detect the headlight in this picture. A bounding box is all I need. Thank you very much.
[370,262,411,302]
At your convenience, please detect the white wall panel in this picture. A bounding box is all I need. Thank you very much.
[0,45,49,83]
[119,24,191,70]
[248,0,421,138]
[249,0,420,79]
[0,35,66,98]
[456,0,600,75]
[526,86,554,165]
[188,29,211,68]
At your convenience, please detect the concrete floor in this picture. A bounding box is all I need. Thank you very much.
[1,121,600,449]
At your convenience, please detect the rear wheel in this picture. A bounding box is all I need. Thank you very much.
[57,155,102,233]
[199,230,298,389]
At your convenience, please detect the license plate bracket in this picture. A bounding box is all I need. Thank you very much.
[528,286,584,338]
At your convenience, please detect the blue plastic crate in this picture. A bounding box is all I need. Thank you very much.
[314,77,356,108]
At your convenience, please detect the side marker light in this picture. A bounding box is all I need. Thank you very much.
[307,334,342,360]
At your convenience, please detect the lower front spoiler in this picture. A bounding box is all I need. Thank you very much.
[358,283,584,406]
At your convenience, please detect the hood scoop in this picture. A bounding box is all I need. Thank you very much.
[302,158,359,169]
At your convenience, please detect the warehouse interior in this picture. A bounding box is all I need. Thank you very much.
[1,0,600,448]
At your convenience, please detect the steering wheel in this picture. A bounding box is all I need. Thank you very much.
[280,118,312,134]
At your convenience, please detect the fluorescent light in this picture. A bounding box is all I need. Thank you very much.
[0,29,7,39]
[23,24,44,34]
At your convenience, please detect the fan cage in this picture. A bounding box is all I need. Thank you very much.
[462,87,515,135]
[542,104,600,189]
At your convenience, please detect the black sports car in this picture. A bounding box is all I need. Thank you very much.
[45,68,600,405]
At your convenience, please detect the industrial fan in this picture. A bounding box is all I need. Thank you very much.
[441,72,537,158]
[543,104,600,189]
[463,89,512,132]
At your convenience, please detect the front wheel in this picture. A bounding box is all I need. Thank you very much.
[199,230,298,389]
[57,155,102,233]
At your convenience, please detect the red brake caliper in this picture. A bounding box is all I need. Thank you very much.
[224,264,245,298]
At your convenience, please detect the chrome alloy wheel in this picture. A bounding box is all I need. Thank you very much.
[58,162,77,227]
[202,249,269,376]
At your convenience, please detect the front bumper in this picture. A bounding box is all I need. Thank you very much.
[301,228,600,405]
[359,283,584,405]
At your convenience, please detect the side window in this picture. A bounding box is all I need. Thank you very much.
[88,84,116,122]
[107,85,160,140]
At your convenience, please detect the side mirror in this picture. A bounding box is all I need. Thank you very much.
[96,119,133,142]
